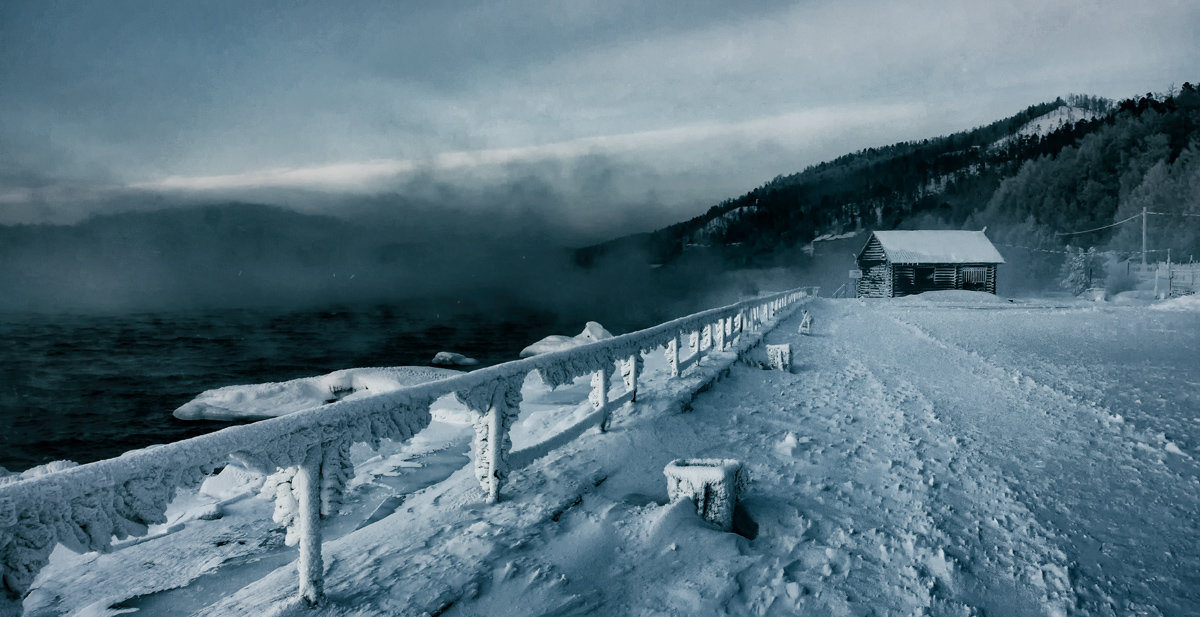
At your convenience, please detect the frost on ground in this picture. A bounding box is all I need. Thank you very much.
[24,297,1200,616]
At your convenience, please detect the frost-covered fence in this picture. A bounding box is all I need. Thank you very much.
[0,288,811,615]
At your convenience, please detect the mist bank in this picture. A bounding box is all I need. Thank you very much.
[0,202,812,329]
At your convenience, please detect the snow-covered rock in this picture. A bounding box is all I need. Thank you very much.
[431,351,479,366]
[173,366,463,421]
[518,321,614,358]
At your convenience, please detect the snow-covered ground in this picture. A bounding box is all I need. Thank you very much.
[992,105,1101,149]
[23,295,1200,616]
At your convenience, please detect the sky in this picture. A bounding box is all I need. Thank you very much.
[2,0,1198,236]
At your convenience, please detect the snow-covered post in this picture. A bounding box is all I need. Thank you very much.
[620,353,642,402]
[701,323,712,351]
[665,336,680,377]
[459,377,523,503]
[767,344,791,371]
[663,459,747,532]
[591,363,615,432]
[712,319,725,351]
[293,446,325,606]
[723,316,733,348]
[688,330,700,360]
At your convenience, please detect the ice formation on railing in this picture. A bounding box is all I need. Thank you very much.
[0,288,810,615]
[457,377,524,503]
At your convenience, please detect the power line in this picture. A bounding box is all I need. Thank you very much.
[1054,212,1143,236]
[1146,211,1200,217]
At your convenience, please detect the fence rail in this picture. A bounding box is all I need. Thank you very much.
[0,287,814,615]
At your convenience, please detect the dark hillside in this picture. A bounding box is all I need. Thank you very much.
[580,85,1200,292]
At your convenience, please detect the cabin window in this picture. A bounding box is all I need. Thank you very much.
[961,266,989,291]
[915,266,935,287]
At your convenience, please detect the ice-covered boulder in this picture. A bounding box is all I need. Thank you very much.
[519,321,614,358]
[173,366,463,421]
[431,351,479,366]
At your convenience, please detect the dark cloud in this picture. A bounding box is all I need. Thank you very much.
[1,0,1197,226]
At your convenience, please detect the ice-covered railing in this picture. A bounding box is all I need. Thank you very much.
[0,287,814,614]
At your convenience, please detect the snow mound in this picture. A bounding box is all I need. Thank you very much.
[173,366,463,421]
[518,321,614,358]
[891,290,1008,305]
[431,351,479,366]
[1149,294,1200,312]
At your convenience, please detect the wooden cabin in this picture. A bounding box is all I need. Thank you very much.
[855,230,1004,298]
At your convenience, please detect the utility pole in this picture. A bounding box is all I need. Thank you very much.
[1142,206,1148,266]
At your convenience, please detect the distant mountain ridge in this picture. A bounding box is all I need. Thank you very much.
[578,86,1200,284]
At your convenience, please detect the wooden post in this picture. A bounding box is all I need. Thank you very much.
[1142,206,1148,266]
[294,446,325,606]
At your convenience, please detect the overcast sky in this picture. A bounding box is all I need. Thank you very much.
[2,0,1198,233]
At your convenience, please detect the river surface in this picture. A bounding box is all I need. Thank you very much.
[0,302,602,472]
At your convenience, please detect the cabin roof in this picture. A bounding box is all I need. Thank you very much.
[863,230,1005,264]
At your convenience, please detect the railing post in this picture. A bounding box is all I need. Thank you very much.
[701,323,712,351]
[713,319,725,350]
[621,353,642,402]
[467,378,522,503]
[484,405,502,501]
[666,336,680,377]
[294,446,325,606]
[591,363,614,432]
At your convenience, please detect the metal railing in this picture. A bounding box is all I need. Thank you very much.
[0,288,813,614]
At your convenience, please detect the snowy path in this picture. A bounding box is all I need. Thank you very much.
[24,298,1200,616]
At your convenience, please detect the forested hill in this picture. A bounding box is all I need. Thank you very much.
[577,85,1200,274]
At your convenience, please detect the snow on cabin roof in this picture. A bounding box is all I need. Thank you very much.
[867,230,1005,264]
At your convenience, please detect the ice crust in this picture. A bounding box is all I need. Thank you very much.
[0,288,808,612]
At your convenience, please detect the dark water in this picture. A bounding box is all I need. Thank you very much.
[0,302,588,472]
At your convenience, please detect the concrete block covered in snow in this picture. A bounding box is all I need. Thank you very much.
[663,458,747,531]
[766,344,791,371]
